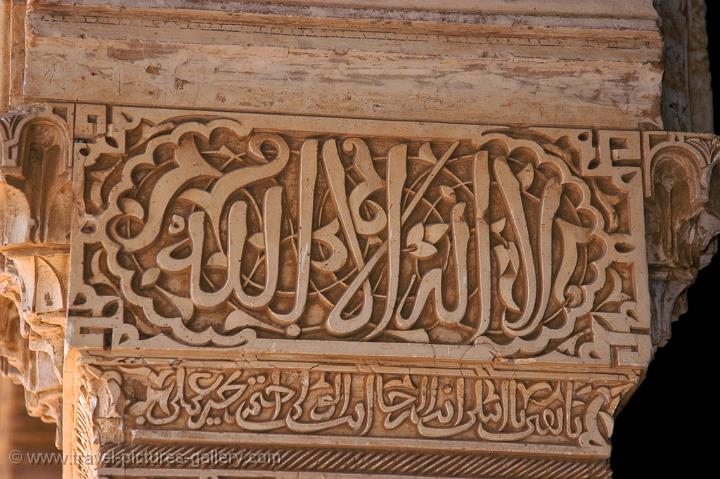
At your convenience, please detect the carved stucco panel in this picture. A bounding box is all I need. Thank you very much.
[67,108,652,369]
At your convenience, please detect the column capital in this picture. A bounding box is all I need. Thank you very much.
[0,106,74,445]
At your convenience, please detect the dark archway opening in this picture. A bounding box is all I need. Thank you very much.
[611,2,720,475]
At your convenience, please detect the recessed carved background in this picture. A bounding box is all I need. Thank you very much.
[69,110,650,367]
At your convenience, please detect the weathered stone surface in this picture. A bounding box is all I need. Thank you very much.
[12,0,663,128]
[657,0,714,133]
[0,1,716,479]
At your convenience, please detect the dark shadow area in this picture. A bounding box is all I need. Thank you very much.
[611,255,720,476]
[712,1,720,125]
[611,2,720,475]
